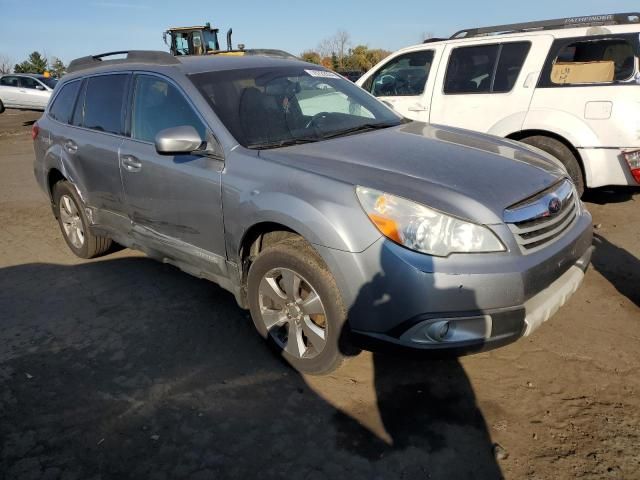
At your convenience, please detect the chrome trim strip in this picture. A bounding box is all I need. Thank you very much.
[503,179,574,224]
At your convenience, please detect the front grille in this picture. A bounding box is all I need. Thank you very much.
[505,179,579,255]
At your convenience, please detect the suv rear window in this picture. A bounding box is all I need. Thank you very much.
[81,74,128,135]
[444,42,531,94]
[550,38,636,84]
[49,80,81,124]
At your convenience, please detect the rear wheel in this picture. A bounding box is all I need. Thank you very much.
[53,181,112,259]
[0,100,5,114]
[520,135,585,196]
[247,237,349,375]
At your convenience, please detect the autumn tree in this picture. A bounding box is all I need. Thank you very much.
[300,50,322,65]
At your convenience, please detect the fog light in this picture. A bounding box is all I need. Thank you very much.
[427,320,451,342]
[623,150,640,184]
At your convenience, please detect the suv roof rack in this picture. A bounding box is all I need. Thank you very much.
[451,12,640,39]
[67,50,180,74]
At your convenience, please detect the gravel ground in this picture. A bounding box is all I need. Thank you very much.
[1,110,639,480]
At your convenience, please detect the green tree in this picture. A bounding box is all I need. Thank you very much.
[14,51,48,74]
[331,53,339,70]
[50,57,66,78]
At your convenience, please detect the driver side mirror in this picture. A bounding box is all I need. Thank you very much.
[35,85,45,91]
[155,126,205,155]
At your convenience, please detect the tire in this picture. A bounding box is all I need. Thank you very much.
[0,100,5,114]
[520,135,585,196]
[247,237,349,375]
[53,181,112,259]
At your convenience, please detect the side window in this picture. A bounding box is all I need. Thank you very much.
[0,76,19,87]
[369,51,434,97]
[82,74,128,135]
[550,38,636,85]
[131,75,206,143]
[493,43,532,92]
[49,81,81,124]
[19,77,40,89]
[444,42,531,94]
[445,45,499,94]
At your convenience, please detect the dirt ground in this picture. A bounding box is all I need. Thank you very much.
[0,109,638,480]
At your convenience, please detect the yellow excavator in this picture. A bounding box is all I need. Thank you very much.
[163,22,296,59]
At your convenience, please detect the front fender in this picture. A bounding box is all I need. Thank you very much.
[223,154,382,263]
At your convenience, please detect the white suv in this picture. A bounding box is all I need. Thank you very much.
[357,13,640,194]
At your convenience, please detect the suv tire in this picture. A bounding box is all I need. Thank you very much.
[53,181,112,259]
[0,100,5,114]
[521,135,585,196]
[247,237,348,375]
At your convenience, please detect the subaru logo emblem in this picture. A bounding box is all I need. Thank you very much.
[548,197,562,214]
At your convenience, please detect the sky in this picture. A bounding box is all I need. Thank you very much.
[1,0,638,65]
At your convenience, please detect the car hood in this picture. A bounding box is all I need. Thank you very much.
[259,122,568,224]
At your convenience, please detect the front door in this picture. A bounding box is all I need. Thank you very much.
[119,73,227,276]
[359,49,439,122]
[18,76,51,109]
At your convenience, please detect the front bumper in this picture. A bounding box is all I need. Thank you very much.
[314,208,593,355]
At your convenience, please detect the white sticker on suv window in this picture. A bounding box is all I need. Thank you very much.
[304,69,340,79]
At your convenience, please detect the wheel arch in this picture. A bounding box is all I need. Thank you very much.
[506,129,588,186]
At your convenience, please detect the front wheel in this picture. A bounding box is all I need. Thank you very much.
[247,237,349,375]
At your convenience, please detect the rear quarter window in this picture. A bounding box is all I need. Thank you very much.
[540,35,639,87]
[49,80,81,124]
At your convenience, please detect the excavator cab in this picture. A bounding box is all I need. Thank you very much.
[163,23,222,56]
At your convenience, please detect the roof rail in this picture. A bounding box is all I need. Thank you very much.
[451,12,640,39]
[67,50,180,73]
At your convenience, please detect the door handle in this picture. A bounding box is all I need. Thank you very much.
[407,104,428,112]
[121,155,142,172]
[64,140,78,154]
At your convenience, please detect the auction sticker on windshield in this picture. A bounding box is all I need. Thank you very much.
[305,69,341,79]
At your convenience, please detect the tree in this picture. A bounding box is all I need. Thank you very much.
[50,57,67,78]
[300,50,322,65]
[0,54,12,74]
[317,30,351,69]
[14,51,48,74]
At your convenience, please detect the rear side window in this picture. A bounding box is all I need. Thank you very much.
[131,74,206,143]
[49,81,81,124]
[550,38,636,85]
[368,50,435,97]
[81,74,128,135]
[444,42,530,94]
[0,76,19,87]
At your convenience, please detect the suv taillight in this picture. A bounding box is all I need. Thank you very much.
[31,123,40,141]
[623,150,640,184]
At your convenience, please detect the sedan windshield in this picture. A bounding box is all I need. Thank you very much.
[189,66,404,149]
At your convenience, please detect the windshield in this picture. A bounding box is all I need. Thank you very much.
[189,66,403,149]
[40,77,58,89]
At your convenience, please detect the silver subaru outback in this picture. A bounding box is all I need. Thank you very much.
[33,51,592,374]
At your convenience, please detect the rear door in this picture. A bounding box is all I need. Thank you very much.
[0,75,21,107]
[359,49,440,121]
[119,73,227,276]
[65,73,130,232]
[430,37,551,135]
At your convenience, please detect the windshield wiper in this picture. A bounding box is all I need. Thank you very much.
[247,137,319,150]
[320,122,398,140]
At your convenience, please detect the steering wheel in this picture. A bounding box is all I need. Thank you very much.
[305,111,330,129]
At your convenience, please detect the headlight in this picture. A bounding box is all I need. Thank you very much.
[356,186,505,256]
